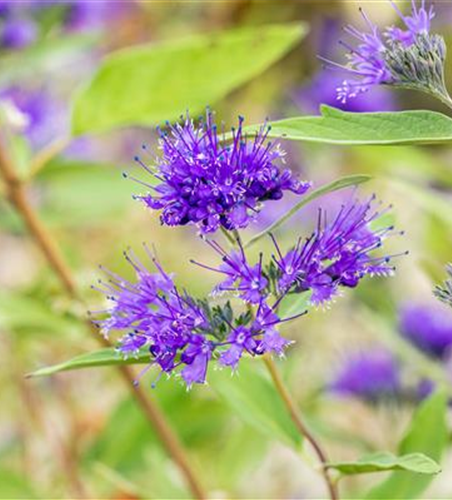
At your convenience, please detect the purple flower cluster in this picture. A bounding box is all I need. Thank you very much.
[92,246,292,387]
[399,302,452,359]
[132,111,310,233]
[327,0,444,103]
[329,349,401,401]
[198,197,399,307]
[92,194,400,388]
[270,197,400,305]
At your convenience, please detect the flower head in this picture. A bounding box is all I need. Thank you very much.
[131,110,310,234]
[329,348,401,401]
[91,244,298,387]
[327,0,449,105]
[399,302,452,359]
[271,196,402,305]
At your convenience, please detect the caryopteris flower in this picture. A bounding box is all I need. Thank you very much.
[326,0,451,107]
[130,110,310,234]
[399,302,452,359]
[270,196,403,305]
[329,349,401,402]
[92,246,296,387]
[91,194,403,387]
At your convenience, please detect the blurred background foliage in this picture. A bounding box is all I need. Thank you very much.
[0,1,452,499]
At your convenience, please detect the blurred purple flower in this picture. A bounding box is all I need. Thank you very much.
[329,348,401,401]
[399,302,452,359]
[0,86,65,149]
[1,17,37,49]
[132,110,310,234]
[65,0,133,31]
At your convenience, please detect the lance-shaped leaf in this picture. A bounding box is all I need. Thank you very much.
[327,452,441,476]
[72,23,306,135]
[245,173,371,248]
[366,390,448,499]
[244,106,452,146]
[27,347,150,378]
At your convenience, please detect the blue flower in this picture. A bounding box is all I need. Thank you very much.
[132,110,310,234]
[92,244,298,386]
[325,0,447,104]
[271,196,402,305]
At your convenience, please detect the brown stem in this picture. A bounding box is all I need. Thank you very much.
[264,356,338,500]
[0,135,207,500]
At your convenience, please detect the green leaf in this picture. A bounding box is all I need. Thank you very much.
[366,391,448,499]
[37,160,135,227]
[246,106,452,146]
[208,359,302,448]
[0,291,76,335]
[27,347,150,378]
[388,177,452,228]
[72,23,306,135]
[245,174,371,248]
[0,469,38,498]
[327,452,441,476]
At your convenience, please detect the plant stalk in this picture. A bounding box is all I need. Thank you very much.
[0,135,207,500]
[263,356,339,500]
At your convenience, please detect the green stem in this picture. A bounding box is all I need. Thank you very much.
[264,356,339,500]
[239,234,338,499]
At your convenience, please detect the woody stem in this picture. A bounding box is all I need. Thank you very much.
[0,135,207,500]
